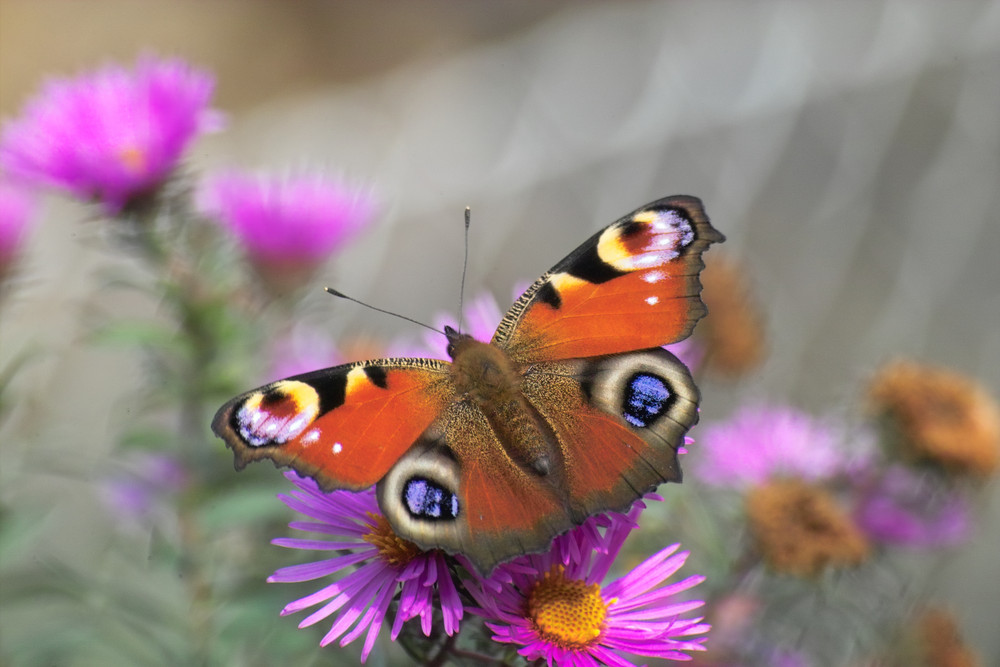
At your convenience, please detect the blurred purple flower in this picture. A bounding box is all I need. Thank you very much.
[267,472,462,663]
[853,465,970,548]
[266,323,344,384]
[693,403,863,490]
[387,291,503,358]
[197,169,374,279]
[666,337,704,374]
[464,501,708,665]
[0,56,221,214]
[100,452,190,524]
[0,177,38,277]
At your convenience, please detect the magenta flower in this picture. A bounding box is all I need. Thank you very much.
[197,169,374,273]
[694,403,866,490]
[0,56,221,214]
[267,472,463,663]
[465,503,709,665]
[0,177,38,277]
[853,465,970,548]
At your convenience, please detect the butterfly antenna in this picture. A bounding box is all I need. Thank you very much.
[457,206,471,335]
[324,287,445,336]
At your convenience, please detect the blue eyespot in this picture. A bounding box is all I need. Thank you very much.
[622,373,671,428]
[403,477,460,521]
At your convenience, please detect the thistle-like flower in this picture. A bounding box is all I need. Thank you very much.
[0,56,221,214]
[197,169,374,291]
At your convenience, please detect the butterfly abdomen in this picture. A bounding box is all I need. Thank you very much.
[449,337,562,479]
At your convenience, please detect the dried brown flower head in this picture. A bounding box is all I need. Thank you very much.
[697,256,766,377]
[746,479,869,577]
[869,360,999,477]
[919,608,980,667]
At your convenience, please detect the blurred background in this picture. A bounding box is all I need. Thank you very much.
[2,1,998,664]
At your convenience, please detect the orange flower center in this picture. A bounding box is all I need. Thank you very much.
[118,145,147,174]
[526,565,609,649]
[362,513,423,568]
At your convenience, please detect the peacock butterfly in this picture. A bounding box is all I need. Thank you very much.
[212,195,724,573]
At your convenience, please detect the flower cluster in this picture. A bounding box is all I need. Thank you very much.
[268,473,708,665]
[683,358,997,664]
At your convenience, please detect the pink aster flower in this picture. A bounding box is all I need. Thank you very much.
[853,465,970,548]
[197,169,374,289]
[694,403,866,490]
[0,177,38,278]
[465,502,709,665]
[0,56,221,214]
[268,472,463,663]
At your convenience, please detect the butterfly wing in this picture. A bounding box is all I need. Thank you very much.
[376,400,575,574]
[493,195,724,363]
[370,348,699,573]
[522,348,700,519]
[212,358,454,490]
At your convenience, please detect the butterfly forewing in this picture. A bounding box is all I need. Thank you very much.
[493,195,724,363]
[212,359,454,490]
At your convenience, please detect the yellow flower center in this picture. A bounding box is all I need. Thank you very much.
[526,565,609,649]
[362,512,423,568]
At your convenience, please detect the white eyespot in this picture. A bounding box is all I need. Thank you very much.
[646,295,659,306]
[247,410,265,429]
[642,270,664,284]
[286,414,310,436]
[302,429,320,445]
[332,442,343,454]
[634,254,660,267]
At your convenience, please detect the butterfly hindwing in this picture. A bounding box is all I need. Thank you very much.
[377,400,575,574]
[493,195,724,363]
[523,348,700,519]
[212,359,454,490]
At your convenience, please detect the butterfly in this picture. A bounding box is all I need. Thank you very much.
[213,195,724,574]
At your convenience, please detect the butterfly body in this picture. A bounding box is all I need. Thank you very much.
[446,329,556,476]
[213,195,723,573]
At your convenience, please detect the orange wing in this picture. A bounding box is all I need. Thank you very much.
[375,400,574,574]
[492,195,724,363]
[521,350,700,520]
[212,358,454,491]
